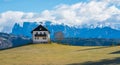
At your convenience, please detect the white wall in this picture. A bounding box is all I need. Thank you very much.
[32,31,50,43]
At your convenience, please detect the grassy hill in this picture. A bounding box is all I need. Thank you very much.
[0,43,120,65]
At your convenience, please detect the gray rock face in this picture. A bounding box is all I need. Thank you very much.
[12,22,120,39]
[0,32,32,50]
[0,37,12,49]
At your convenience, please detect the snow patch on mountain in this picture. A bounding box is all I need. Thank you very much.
[12,21,120,39]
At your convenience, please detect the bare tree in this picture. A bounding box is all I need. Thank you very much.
[54,31,64,42]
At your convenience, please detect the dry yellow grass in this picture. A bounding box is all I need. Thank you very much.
[0,43,120,65]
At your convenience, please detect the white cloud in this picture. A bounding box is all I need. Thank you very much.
[0,0,120,33]
[0,11,37,32]
[46,0,120,26]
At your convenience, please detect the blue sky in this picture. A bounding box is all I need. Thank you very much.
[0,0,120,33]
[0,0,88,13]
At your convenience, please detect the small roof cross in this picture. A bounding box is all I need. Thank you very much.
[39,22,43,25]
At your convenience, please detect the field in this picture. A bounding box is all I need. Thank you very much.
[0,43,120,65]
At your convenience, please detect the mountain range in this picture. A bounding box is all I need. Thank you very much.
[12,21,120,39]
[1,21,120,49]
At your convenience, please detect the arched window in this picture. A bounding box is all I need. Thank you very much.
[43,32,47,36]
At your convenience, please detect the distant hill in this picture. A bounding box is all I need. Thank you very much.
[0,32,31,49]
[53,38,120,46]
[12,21,120,39]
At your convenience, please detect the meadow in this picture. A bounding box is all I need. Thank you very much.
[0,43,120,65]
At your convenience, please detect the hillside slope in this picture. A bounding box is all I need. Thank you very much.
[0,43,120,65]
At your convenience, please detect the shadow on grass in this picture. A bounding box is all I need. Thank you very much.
[0,43,33,51]
[76,46,111,51]
[0,43,52,51]
[110,50,120,54]
[68,57,120,65]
